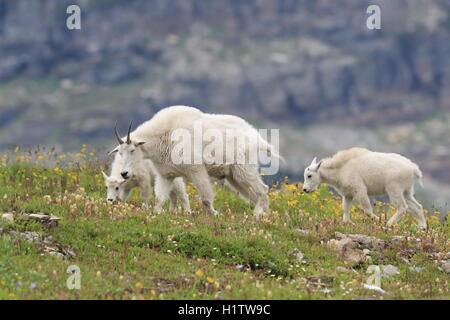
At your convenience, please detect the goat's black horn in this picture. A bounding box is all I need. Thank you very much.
[114,122,124,144]
[126,121,133,144]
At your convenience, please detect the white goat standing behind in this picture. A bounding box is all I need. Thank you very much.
[102,152,190,213]
[302,148,427,229]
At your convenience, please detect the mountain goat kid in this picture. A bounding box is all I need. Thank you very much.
[102,152,190,213]
[102,152,153,204]
[302,148,427,229]
[110,106,280,216]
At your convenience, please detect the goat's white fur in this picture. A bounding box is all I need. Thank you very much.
[112,106,278,216]
[303,148,427,229]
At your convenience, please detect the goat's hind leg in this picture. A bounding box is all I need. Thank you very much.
[187,168,218,216]
[225,175,254,203]
[386,186,408,228]
[404,188,427,229]
[231,165,269,216]
[173,178,191,213]
[168,189,178,212]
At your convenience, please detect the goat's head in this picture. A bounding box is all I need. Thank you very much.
[303,157,322,193]
[102,171,127,202]
[109,121,146,180]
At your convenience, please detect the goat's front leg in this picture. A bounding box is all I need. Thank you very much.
[154,176,173,213]
[140,178,152,206]
[354,192,380,221]
[342,196,353,222]
[169,190,178,212]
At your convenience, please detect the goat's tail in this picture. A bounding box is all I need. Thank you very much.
[256,134,286,164]
[414,168,424,188]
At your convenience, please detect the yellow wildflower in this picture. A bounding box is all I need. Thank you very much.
[195,269,204,276]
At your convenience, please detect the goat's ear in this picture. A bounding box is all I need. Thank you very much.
[310,157,322,171]
[135,140,146,147]
[101,171,108,180]
[108,147,119,156]
[316,160,322,170]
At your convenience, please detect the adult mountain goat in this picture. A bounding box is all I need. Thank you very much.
[102,152,190,213]
[110,106,280,216]
[302,148,427,229]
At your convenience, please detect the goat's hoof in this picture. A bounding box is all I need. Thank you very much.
[211,210,219,217]
[418,224,427,231]
[386,222,395,229]
[254,212,268,218]
[371,216,381,222]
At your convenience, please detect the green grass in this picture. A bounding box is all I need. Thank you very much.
[0,149,448,300]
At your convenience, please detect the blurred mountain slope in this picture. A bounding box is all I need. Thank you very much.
[0,0,450,193]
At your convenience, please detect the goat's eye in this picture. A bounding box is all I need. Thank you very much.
[130,150,135,153]
[115,187,119,191]
[307,175,312,178]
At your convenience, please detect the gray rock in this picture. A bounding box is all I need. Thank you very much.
[288,248,305,263]
[438,261,450,274]
[27,213,60,228]
[408,266,424,272]
[381,265,400,278]
[294,228,311,236]
[335,232,386,250]
[327,234,376,265]
[1,213,14,222]
[336,266,350,272]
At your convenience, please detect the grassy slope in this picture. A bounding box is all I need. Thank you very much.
[0,148,448,300]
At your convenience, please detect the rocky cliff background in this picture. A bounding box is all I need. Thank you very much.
[0,0,449,210]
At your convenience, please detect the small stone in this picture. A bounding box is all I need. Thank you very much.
[306,275,334,287]
[315,288,332,294]
[27,213,60,228]
[343,248,366,265]
[382,265,400,278]
[408,266,424,272]
[48,251,65,259]
[439,261,450,274]
[1,213,14,222]
[295,228,311,236]
[326,239,341,250]
[289,248,305,263]
[336,266,350,272]
[334,232,386,250]
[390,236,405,245]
